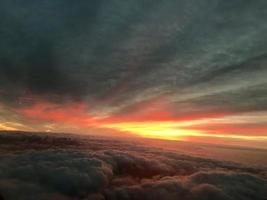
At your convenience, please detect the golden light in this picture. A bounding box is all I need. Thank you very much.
[102,121,267,141]
[102,122,202,140]
[0,122,20,131]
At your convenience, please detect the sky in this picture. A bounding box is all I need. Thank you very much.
[0,0,267,148]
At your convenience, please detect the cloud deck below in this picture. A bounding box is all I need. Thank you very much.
[0,131,266,200]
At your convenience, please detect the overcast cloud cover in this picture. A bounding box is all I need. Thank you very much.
[0,0,267,114]
[0,132,266,200]
[0,1,267,199]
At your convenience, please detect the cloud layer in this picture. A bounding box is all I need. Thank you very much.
[0,132,266,200]
[0,0,267,106]
[0,0,267,146]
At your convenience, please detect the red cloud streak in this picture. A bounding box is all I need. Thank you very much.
[17,99,266,142]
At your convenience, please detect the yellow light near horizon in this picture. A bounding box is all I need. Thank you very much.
[102,121,267,141]
[0,123,18,131]
[0,121,32,132]
[102,122,201,140]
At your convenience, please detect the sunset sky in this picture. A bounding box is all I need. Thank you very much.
[0,0,267,148]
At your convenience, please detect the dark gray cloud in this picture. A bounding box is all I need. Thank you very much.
[0,132,266,200]
[0,0,267,113]
[104,172,267,200]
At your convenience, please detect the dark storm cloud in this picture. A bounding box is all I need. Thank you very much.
[0,132,266,200]
[0,0,105,103]
[0,0,267,111]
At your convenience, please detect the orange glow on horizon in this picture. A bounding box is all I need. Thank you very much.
[102,121,267,141]
[8,99,266,147]
[19,101,100,127]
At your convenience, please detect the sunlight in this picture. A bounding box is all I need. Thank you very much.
[0,123,18,131]
[103,121,267,141]
[102,122,201,140]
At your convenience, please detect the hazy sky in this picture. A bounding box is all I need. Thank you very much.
[0,0,267,148]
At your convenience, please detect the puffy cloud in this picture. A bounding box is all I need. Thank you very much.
[0,150,112,198]
[0,132,266,200]
[104,172,267,200]
[187,172,267,200]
